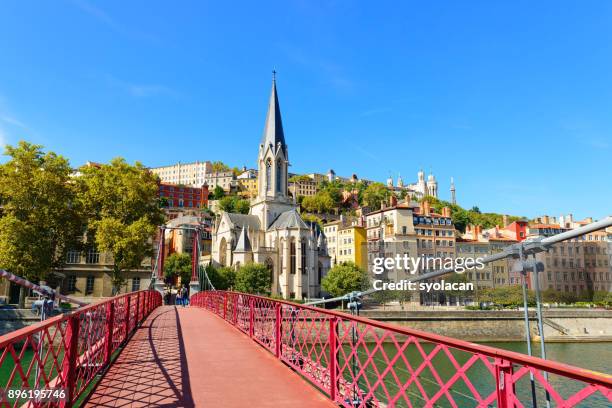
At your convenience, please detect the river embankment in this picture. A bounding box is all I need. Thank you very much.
[360,308,612,342]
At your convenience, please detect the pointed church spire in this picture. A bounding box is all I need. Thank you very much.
[235,226,252,252]
[260,71,287,156]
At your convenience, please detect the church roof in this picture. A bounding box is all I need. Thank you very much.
[234,226,252,252]
[269,209,308,230]
[226,213,261,231]
[260,74,287,156]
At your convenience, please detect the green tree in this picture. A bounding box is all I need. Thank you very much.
[234,262,272,295]
[443,273,473,302]
[78,158,164,294]
[593,291,612,306]
[372,289,396,309]
[289,175,311,183]
[211,161,230,172]
[164,252,192,284]
[321,261,369,297]
[477,285,534,308]
[362,182,390,209]
[0,141,82,306]
[302,191,335,213]
[218,196,249,214]
[234,198,250,214]
[206,265,236,290]
[218,196,235,212]
[211,185,225,200]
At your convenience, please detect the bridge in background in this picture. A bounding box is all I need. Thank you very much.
[0,290,610,407]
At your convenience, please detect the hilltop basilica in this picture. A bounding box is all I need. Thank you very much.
[211,77,331,300]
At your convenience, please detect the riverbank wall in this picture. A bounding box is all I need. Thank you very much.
[360,309,612,342]
[0,309,40,336]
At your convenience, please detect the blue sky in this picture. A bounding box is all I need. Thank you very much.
[0,1,610,220]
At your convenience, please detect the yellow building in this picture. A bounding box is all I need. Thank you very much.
[323,218,367,270]
[336,225,368,270]
[237,169,258,198]
[238,178,258,198]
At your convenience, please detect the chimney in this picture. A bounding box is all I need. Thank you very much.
[567,214,573,224]
[474,225,481,239]
[423,200,430,216]
[502,214,508,227]
[390,195,397,207]
[442,206,451,217]
[542,215,549,224]
[585,217,593,223]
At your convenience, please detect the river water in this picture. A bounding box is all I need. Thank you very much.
[365,341,611,407]
[1,342,609,407]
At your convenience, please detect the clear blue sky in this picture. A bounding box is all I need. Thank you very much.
[0,1,610,220]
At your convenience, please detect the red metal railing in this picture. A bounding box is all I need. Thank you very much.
[192,291,612,408]
[0,290,162,407]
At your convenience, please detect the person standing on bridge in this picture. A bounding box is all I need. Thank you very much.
[180,285,189,307]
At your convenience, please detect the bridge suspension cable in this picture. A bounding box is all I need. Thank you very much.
[196,232,216,291]
[0,269,88,307]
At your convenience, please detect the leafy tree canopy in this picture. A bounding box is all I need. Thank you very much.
[362,182,390,210]
[206,265,236,290]
[0,142,83,304]
[77,157,164,292]
[211,161,230,172]
[218,195,250,214]
[289,175,312,183]
[234,262,272,295]
[211,185,225,200]
[302,191,335,214]
[164,252,192,284]
[321,261,369,297]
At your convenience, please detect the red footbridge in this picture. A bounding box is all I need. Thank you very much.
[0,290,610,407]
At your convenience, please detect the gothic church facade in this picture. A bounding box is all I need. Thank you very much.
[211,77,330,299]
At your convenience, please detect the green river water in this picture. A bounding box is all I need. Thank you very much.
[1,341,609,407]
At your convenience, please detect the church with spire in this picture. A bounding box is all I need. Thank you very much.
[211,75,331,300]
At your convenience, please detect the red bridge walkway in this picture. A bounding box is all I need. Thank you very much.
[85,305,334,407]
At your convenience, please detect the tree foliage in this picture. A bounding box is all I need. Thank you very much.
[362,182,390,210]
[164,252,192,284]
[77,158,164,293]
[211,161,230,172]
[289,175,311,182]
[218,195,249,214]
[211,185,225,200]
[302,191,335,213]
[0,142,83,305]
[476,285,535,307]
[321,261,369,297]
[234,262,272,295]
[206,265,236,290]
